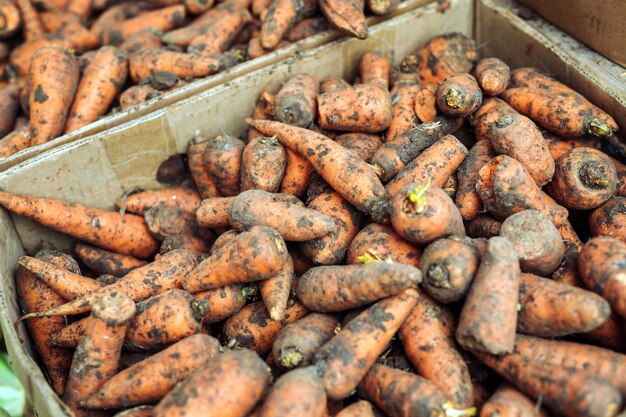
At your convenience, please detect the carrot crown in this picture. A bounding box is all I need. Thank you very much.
[356,249,393,264]
[444,89,464,109]
[406,177,431,214]
[588,117,612,138]
[440,401,477,417]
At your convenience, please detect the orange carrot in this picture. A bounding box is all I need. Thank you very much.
[210,229,238,254]
[0,125,31,159]
[335,401,375,417]
[280,146,314,197]
[260,367,327,417]
[589,197,626,243]
[0,84,19,138]
[108,5,186,45]
[543,132,600,161]
[346,223,421,268]
[119,84,160,111]
[129,49,220,82]
[259,254,294,321]
[386,82,419,143]
[203,133,245,197]
[17,0,43,41]
[260,0,314,48]
[187,137,222,199]
[359,51,390,88]
[195,196,234,229]
[160,233,211,256]
[144,204,200,241]
[0,0,20,38]
[413,84,438,123]
[436,73,482,117]
[480,384,548,417]
[273,74,319,128]
[320,76,350,94]
[188,9,252,56]
[119,29,163,57]
[367,0,399,15]
[468,97,517,142]
[334,133,381,162]
[118,187,202,216]
[455,139,496,220]
[240,136,287,192]
[417,33,477,84]
[286,17,328,41]
[319,0,366,39]
[193,283,250,324]
[247,90,275,142]
[473,58,510,96]
[113,406,153,417]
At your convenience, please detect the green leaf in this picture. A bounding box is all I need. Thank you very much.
[0,354,25,417]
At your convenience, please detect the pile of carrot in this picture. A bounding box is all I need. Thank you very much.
[5,32,626,417]
[0,0,408,161]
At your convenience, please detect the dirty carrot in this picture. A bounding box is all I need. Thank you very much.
[334,133,382,162]
[480,384,548,417]
[436,73,482,117]
[0,125,31,158]
[210,229,239,254]
[240,136,287,192]
[346,223,421,268]
[260,367,327,417]
[107,5,186,45]
[118,84,160,110]
[187,137,222,199]
[248,90,275,141]
[417,33,477,84]
[188,9,252,56]
[280,146,315,196]
[287,17,328,41]
[455,139,496,220]
[414,84,437,123]
[195,196,235,229]
[75,243,147,278]
[274,73,319,128]
[261,0,308,48]
[259,254,294,321]
[360,51,390,88]
[118,29,163,56]
[468,97,517,142]
[320,75,351,93]
[0,0,20,38]
[543,132,599,161]
[589,197,626,243]
[144,204,199,241]
[0,84,19,138]
[203,133,245,197]
[335,401,376,417]
[160,233,211,256]
[193,283,250,324]
[386,82,419,143]
[319,0,366,39]
[129,49,220,83]
[473,58,510,96]
[113,406,154,417]
[17,0,44,41]
[118,187,202,216]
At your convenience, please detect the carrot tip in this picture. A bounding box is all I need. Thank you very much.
[279,347,303,368]
[444,89,463,109]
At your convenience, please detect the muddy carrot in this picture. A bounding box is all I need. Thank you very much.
[129,49,220,82]
[0,85,19,138]
[195,197,234,229]
[118,187,202,216]
[153,349,269,417]
[367,0,398,15]
[203,133,245,197]
[0,125,31,158]
[334,133,381,162]
[359,51,390,88]
[543,132,599,161]
[390,181,465,245]
[16,250,79,395]
[473,58,510,96]
[456,237,519,354]
[259,254,294,321]
[188,9,252,56]
[455,139,496,220]
[319,0,366,39]
[64,47,128,134]
[499,210,564,276]
[16,0,43,41]
[468,97,517,142]
[274,74,319,128]
[317,83,392,133]
[399,291,474,408]
[466,215,501,239]
[320,76,350,93]
[480,384,548,417]
[419,238,479,303]
[287,17,328,41]
[385,134,468,197]
[611,156,626,197]
[107,5,186,45]
[417,33,477,84]
[260,367,326,417]
[144,205,199,241]
[119,84,160,110]
[118,28,162,56]
[223,300,309,355]
[248,90,275,142]
[436,73,482,117]
[187,137,221,199]
[589,197,626,242]
[582,312,626,352]
[474,350,622,417]
[476,155,568,226]
[160,234,211,256]
[193,283,251,324]
[280,146,314,197]
[210,229,238,254]
[552,220,584,287]
[260,0,309,48]
[386,82,419,143]
[346,223,421,268]
[413,84,437,123]
[185,0,215,14]
[246,119,390,223]
[0,0,20,38]
[63,291,136,417]
[28,46,79,145]
[335,401,375,417]
[183,226,288,292]
[240,136,287,192]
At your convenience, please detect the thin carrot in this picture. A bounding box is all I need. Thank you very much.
[248,90,275,142]
[346,223,421,268]
[17,0,43,41]
[386,82,419,143]
[260,0,314,48]
[455,139,496,220]
[473,58,510,96]
[334,133,382,162]
[359,51,390,88]
[319,0,366,39]
[118,28,162,56]
[193,283,251,324]
[0,0,20,38]
[367,0,399,15]
[259,254,294,321]
[280,146,314,196]
[260,367,327,417]
[119,84,160,111]
[417,33,477,84]
[210,229,238,254]
[543,132,600,161]
[273,74,319,128]
[203,133,245,197]
[187,137,222,199]
[118,187,202,216]
[589,197,626,242]
[129,49,220,82]
[287,17,328,41]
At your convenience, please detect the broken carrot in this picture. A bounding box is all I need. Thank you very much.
[473,57,510,96]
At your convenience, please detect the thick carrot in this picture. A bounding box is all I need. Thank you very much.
[9,38,64,76]
[297,263,421,312]
[118,28,162,56]
[436,73,482,117]
[187,137,222,199]
[320,76,350,93]
[16,250,79,396]
[260,367,327,417]
[589,197,626,242]
[417,33,477,84]
[359,51,390,88]
[0,84,19,138]
[259,254,294,321]
[280,146,314,196]
[414,84,437,123]
[195,196,235,229]
[193,283,250,324]
[183,226,288,292]
[390,182,465,245]
[314,289,418,400]
[160,233,211,256]
[188,9,251,56]
[419,238,479,303]
[552,220,584,287]
[335,401,375,417]
[18,249,197,320]
[66,0,92,18]
[300,188,363,265]
[476,155,568,226]
[317,83,392,133]
[499,209,564,276]
[17,0,43,41]
[273,73,319,128]
[129,49,220,82]
[468,97,517,142]
[473,58,510,96]
[611,156,626,197]
[210,229,238,254]
[185,0,215,14]
[456,237,519,354]
[75,243,147,277]
[203,133,245,197]
[144,204,199,241]
[153,349,269,417]
[319,0,366,39]
[385,134,468,197]
[334,133,381,162]
[63,291,136,417]
[487,114,555,186]
[223,300,309,355]
[480,384,548,417]
[582,312,626,352]
[107,5,186,45]
[346,223,421,268]
[474,350,622,417]
[28,46,79,145]
[51,317,89,348]
[0,125,31,158]
[455,139,496,220]
[287,17,328,41]
[0,0,20,38]
[246,119,390,223]
[240,136,287,192]
[399,291,474,408]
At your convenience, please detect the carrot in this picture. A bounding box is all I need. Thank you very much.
[9,38,62,76]
[161,2,235,45]
[193,283,250,324]
[65,0,92,18]
[487,114,555,186]
[107,5,186,45]
[320,76,350,93]
[480,384,548,417]
[578,237,626,319]
[513,334,626,396]
[90,3,143,43]
[347,223,421,268]
[203,133,245,197]
[390,181,465,245]
[125,289,207,351]
[113,406,154,417]
[64,46,128,134]
[499,209,564,276]
[473,350,622,417]
[183,226,288,292]
[385,134,468,197]
[246,119,390,223]
[456,236,519,354]
[249,35,292,58]
[413,84,437,123]
[436,73,482,117]
[272,313,338,370]
[260,366,327,417]
[118,84,159,110]
[188,9,252,56]
[455,139,496,220]
[399,291,474,408]
[259,254,294,321]
[160,233,211,256]
[611,156,626,197]
[300,188,363,265]
[287,17,328,41]
[0,125,31,158]
[367,0,398,15]
[129,49,221,82]
[50,317,89,348]
[314,289,417,400]
[118,187,202,216]
[223,300,309,355]
[419,238,479,303]
[417,33,477,84]
[297,263,420,312]
[187,139,222,199]
[260,0,314,48]
[63,291,136,417]
[248,90,275,142]
[28,46,79,145]
[185,0,215,14]
[335,401,375,417]
[195,196,234,229]
[466,216,501,240]
[16,0,43,41]
[551,220,584,287]
[543,132,600,161]
[582,312,626,352]
[0,0,20,38]
[144,204,200,241]
[476,155,568,226]
[334,133,381,162]
[589,197,626,242]
[386,83,419,143]
[241,136,287,192]
[317,83,392,133]
[280,146,314,196]
[273,74,319,128]
[468,97,517,142]
[16,250,79,396]
[359,51,390,88]
[473,58,510,96]
[319,0,366,39]
[83,334,221,409]
[210,229,238,254]
[0,85,19,138]
[118,28,162,56]
[153,349,270,417]
[18,249,197,320]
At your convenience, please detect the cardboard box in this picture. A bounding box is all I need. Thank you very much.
[0,0,624,415]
